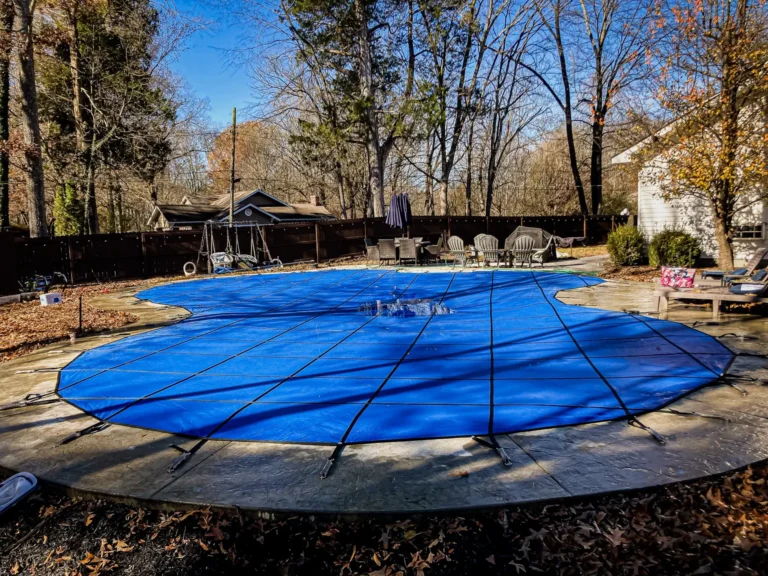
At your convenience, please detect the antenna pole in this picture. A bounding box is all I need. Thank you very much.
[229,107,237,228]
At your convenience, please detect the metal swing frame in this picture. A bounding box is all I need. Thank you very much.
[185,221,283,276]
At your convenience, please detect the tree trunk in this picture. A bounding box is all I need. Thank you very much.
[14,0,47,237]
[590,117,603,215]
[438,179,449,216]
[0,0,12,229]
[465,118,474,216]
[106,182,116,233]
[486,161,497,220]
[425,134,434,216]
[115,184,123,233]
[355,0,385,217]
[713,216,734,271]
[84,138,98,233]
[68,2,97,233]
[368,142,385,216]
[553,4,588,216]
[335,159,347,219]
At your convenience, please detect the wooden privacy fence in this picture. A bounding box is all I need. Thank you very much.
[0,214,629,295]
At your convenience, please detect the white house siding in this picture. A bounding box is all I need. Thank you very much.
[637,159,767,264]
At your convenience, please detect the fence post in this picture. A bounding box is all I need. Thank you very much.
[583,216,587,239]
[140,233,148,278]
[66,237,77,285]
[446,215,451,237]
[314,223,321,264]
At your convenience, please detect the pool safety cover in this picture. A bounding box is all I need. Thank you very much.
[57,270,733,445]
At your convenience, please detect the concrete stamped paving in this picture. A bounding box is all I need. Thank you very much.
[1,266,767,515]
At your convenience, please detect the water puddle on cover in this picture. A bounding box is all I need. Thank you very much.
[359,299,454,317]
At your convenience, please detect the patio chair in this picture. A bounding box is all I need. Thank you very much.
[511,235,535,268]
[424,236,444,264]
[702,246,768,284]
[473,234,487,247]
[378,239,397,265]
[728,269,768,294]
[399,238,418,266]
[364,238,379,262]
[531,235,556,267]
[476,234,501,267]
[447,236,472,267]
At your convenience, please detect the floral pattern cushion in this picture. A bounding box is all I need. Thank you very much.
[661,266,696,289]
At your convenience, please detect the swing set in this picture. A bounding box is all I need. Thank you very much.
[183,221,283,276]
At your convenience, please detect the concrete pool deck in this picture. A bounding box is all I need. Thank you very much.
[1,266,767,516]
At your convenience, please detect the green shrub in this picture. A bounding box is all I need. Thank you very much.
[648,229,700,268]
[607,225,645,266]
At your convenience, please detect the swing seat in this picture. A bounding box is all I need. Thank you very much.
[210,252,234,266]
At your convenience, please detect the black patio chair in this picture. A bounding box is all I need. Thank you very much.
[378,239,397,265]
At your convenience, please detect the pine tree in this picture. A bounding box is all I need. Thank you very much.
[53,181,83,236]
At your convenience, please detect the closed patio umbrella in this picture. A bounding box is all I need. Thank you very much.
[386,193,413,231]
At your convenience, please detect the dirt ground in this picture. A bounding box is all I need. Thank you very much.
[0,461,766,576]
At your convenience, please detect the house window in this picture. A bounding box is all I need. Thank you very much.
[733,224,764,240]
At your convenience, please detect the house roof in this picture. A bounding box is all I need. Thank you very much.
[147,204,223,226]
[211,189,290,208]
[263,204,334,219]
[148,191,335,228]
[182,194,220,206]
[216,203,335,223]
[611,121,677,165]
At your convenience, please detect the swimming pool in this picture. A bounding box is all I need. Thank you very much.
[57,270,733,445]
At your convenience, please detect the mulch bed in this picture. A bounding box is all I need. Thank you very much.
[0,262,339,366]
[1,462,766,575]
[0,287,139,365]
[598,265,661,283]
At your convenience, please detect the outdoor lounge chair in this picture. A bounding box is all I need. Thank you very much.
[511,235,535,267]
[701,246,768,284]
[447,236,472,267]
[476,234,501,267]
[378,239,397,264]
[531,235,556,267]
[424,236,444,264]
[655,269,768,318]
[399,238,418,265]
[728,269,768,294]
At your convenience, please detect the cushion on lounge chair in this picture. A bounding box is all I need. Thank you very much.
[702,268,747,279]
[729,283,767,295]
[661,266,696,289]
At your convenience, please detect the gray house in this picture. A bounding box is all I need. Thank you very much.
[147,189,335,230]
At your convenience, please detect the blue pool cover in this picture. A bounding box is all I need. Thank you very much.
[57,270,733,445]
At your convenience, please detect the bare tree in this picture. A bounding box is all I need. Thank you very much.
[576,0,653,214]
[14,0,47,237]
[0,0,12,229]
[483,6,540,217]
[417,0,510,215]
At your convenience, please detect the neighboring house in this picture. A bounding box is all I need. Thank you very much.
[147,189,335,230]
[611,130,767,264]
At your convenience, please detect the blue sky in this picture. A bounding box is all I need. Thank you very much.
[168,1,255,127]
